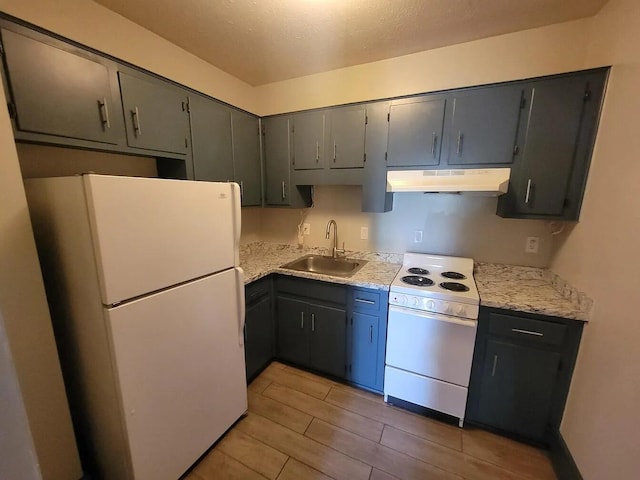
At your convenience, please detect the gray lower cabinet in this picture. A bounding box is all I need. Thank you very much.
[467,307,584,444]
[232,111,262,206]
[263,116,312,207]
[118,70,190,156]
[386,96,446,167]
[497,69,608,220]
[1,25,122,145]
[189,94,234,182]
[346,288,389,393]
[244,278,274,381]
[329,106,367,169]
[446,85,523,166]
[292,110,325,171]
[276,296,311,366]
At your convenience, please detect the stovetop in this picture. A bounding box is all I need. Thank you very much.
[389,253,480,319]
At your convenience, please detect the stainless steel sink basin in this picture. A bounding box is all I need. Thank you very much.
[282,254,368,278]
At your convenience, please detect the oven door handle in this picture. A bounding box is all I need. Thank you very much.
[389,305,478,327]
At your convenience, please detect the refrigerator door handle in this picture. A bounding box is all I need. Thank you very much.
[234,267,246,346]
[230,183,242,266]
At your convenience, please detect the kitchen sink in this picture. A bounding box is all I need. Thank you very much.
[282,254,368,278]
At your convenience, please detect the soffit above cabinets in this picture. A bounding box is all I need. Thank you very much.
[94,0,608,86]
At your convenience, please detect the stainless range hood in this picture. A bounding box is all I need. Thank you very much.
[386,168,511,196]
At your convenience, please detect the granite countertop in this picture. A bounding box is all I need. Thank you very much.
[240,242,591,320]
[474,263,591,321]
[240,242,402,291]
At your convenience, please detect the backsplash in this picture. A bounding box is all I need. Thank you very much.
[242,185,555,268]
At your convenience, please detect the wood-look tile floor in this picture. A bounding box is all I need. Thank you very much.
[185,362,557,480]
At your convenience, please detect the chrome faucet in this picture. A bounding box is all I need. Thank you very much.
[325,219,345,259]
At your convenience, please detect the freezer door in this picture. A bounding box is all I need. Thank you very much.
[84,174,241,305]
[105,270,247,480]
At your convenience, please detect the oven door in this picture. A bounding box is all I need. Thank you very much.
[385,305,477,387]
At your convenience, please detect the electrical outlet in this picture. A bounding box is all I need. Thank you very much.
[360,226,369,240]
[525,236,539,253]
[303,223,311,235]
[414,230,423,243]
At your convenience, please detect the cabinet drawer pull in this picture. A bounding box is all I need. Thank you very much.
[239,180,244,199]
[355,298,375,305]
[456,131,464,156]
[431,132,437,156]
[300,312,304,329]
[131,106,142,136]
[491,354,498,377]
[512,328,543,337]
[98,98,111,129]
[369,325,373,343]
[316,141,320,161]
[333,141,337,162]
[311,313,315,332]
[281,180,286,200]
[525,179,533,204]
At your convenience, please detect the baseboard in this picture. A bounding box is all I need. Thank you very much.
[548,429,583,480]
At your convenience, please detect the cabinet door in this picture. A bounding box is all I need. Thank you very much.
[1,28,120,144]
[349,312,379,388]
[245,295,273,381]
[292,111,324,170]
[477,339,560,440]
[189,94,234,182]
[387,97,446,167]
[232,110,262,206]
[309,304,346,378]
[276,296,309,366]
[329,107,366,169]
[510,78,589,216]
[119,71,190,155]
[447,86,522,166]
[263,116,291,205]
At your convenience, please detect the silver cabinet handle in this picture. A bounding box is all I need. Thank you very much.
[239,180,244,199]
[355,298,375,305]
[512,328,543,337]
[300,312,304,329]
[311,313,315,332]
[369,325,373,343]
[281,180,286,200]
[98,98,111,129]
[131,107,142,136]
[456,131,463,156]
[316,142,320,161]
[431,132,437,156]
[244,323,247,342]
[491,355,498,377]
[333,141,337,162]
[525,179,533,204]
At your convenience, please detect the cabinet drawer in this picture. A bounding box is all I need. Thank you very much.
[276,276,347,305]
[245,278,271,305]
[351,289,381,312]
[488,313,566,347]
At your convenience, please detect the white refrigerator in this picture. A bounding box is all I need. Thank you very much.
[25,174,247,480]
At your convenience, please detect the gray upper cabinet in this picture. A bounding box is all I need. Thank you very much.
[292,111,325,170]
[263,116,291,205]
[387,96,446,167]
[498,69,608,220]
[189,94,234,182]
[329,106,366,169]
[118,71,190,155]
[1,27,121,145]
[232,110,262,206]
[446,86,523,166]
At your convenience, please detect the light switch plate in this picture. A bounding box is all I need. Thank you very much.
[525,236,539,253]
[360,226,368,240]
[414,230,423,243]
[303,223,311,236]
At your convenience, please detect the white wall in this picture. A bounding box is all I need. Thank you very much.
[252,186,553,267]
[550,0,640,477]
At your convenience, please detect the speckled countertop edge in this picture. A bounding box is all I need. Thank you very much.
[240,242,591,320]
[240,242,402,291]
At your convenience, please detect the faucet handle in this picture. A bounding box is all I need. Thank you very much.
[335,242,346,257]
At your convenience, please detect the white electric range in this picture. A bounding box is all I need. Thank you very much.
[384,253,480,427]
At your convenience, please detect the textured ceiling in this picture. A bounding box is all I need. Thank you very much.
[94,0,608,86]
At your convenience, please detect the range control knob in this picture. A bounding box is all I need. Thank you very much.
[456,305,467,316]
[426,300,436,310]
[444,303,453,315]
[399,295,408,305]
[412,297,421,307]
